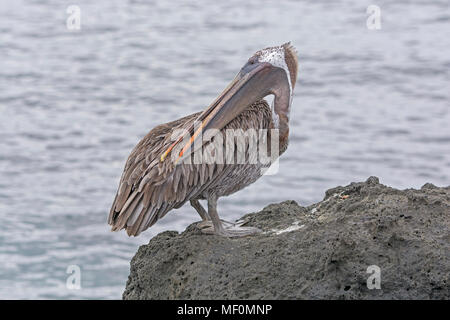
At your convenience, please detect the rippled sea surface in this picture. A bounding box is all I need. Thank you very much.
[0,0,449,299]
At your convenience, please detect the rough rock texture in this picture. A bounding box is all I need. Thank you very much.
[123,177,449,299]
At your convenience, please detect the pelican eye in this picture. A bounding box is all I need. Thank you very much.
[248,57,257,65]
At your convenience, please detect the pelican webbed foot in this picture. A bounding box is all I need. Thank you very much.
[197,219,242,230]
[200,223,262,238]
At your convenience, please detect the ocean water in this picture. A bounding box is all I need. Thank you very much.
[0,0,449,299]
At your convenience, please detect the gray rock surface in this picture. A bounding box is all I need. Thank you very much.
[123,177,449,299]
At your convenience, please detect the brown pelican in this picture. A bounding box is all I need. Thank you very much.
[108,43,298,237]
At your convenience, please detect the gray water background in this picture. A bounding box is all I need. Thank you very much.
[0,0,449,299]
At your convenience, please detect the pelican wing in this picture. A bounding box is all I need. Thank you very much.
[108,112,202,236]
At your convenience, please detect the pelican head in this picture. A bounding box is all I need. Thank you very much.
[206,42,298,130]
[162,43,299,162]
[250,42,299,127]
[252,42,298,97]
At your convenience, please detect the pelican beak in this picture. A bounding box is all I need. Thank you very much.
[161,60,288,163]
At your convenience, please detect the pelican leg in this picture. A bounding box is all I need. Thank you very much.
[191,199,240,230]
[190,199,209,221]
[201,194,261,237]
